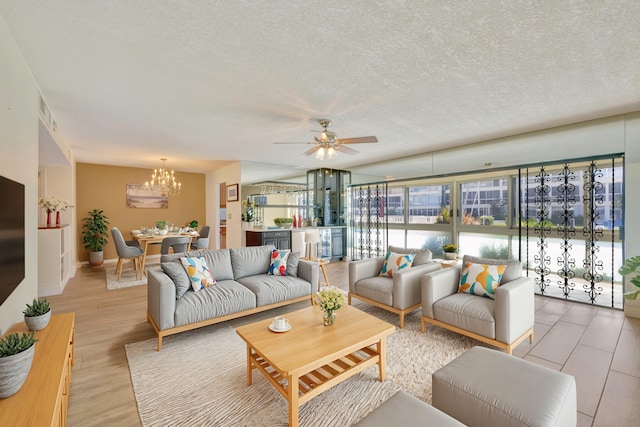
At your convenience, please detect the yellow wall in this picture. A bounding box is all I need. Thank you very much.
[76,163,206,262]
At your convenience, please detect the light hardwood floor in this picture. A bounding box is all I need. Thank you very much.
[46,260,640,426]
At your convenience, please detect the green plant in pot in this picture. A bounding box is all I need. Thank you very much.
[274,217,294,229]
[443,243,458,260]
[619,256,640,300]
[156,220,170,235]
[81,209,110,268]
[0,331,38,398]
[23,298,51,331]
[188,220,199,230]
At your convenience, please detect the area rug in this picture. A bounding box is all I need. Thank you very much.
[125,305,481,426]
[105,261,159,290]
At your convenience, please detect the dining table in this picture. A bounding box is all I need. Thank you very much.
[132,231,199,273]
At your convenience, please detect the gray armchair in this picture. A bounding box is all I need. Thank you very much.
[421,255,534,355]
[190,225,210,250]
[111,227,144,280]
[160,236,190,254]
[349,246,441,328]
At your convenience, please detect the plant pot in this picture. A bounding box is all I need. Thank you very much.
[24,310,51,331]
[159,229,168,236]
[89,250,104,268]
[0,344,35,398]
[445,252,457,260]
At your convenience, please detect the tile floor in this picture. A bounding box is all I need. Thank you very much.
[323,260,640,427]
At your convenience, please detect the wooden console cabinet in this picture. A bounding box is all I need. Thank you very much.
[0,312,75,426]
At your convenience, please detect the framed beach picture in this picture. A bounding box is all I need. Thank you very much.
[126,184,168,208]
[227,184,239,202]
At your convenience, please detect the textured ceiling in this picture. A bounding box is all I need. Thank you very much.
[2,1,639,181]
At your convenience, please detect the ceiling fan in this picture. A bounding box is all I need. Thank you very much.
[274,119,378,160]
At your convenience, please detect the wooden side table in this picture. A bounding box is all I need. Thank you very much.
[301,257,330,291]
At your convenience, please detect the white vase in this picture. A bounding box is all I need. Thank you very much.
[445,252,457,260]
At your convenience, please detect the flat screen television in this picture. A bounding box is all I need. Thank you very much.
[0,175,25,305]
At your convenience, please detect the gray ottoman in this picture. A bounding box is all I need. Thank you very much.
[354,390,465,426]
[433,346,576,427]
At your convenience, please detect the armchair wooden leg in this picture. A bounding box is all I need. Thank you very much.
[420,317,426,333]
[348,293,352,305]
[529,332,534,343]
[399,313,405,329]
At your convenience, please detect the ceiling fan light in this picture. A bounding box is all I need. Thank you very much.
[315,147,325,160]
[327,147,337,159]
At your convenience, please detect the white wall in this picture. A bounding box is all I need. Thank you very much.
[623,112,640,317]
[0,17,40,334]
[206,162,241,249]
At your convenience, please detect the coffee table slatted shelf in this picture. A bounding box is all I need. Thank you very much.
[252,345,380,403]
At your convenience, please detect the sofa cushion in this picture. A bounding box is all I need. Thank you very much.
[161,260,191,299]
[287,252,300,277]
[459,262,506,299]
[388,245,432,266]
[163,248,234,281]
[354,276,393,306]
[236,274,312,306]
[268,248,290,276]
[231,245,274,279]
[174,279,257,327]
[379,251,415,277]
[181,256,216,291]
[433,293,495,339]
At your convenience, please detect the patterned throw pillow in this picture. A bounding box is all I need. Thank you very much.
[180,256,216,291]
[379,251,416,277]
[268,249,290,276]
[459,262,506,299]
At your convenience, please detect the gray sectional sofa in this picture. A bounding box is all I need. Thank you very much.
[146,245,318,350]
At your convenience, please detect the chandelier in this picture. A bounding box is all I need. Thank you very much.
[144,158,181,196]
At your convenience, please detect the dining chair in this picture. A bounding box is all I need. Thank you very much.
[190,225,210,250]
[161,236,190,255]
[111,227,144,280]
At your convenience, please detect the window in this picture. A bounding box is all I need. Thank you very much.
[460,179,508,226]
[408,184,450,224]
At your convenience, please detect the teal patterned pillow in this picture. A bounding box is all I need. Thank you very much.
[268,249,290,276]
[180,256,216,291]
[379,251,416,277]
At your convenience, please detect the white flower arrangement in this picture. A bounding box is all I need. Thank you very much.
[39,197,73,212]
[313,286,347,314]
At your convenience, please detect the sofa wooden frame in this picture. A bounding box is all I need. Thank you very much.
[147,294,313,351]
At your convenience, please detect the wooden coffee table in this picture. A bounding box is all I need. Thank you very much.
[236,304,395,427]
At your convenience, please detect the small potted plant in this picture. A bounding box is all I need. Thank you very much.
[81,209,110,268]
[0,331,37,398]
[619,256,640,300]
[23,298,51,331]
[188,220,199,230]
[443,243,458,260]
[274,217,294,229]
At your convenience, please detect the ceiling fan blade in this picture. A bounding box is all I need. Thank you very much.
[273,141,313,145]
[338,136,378,144]
[335,145,360,155]
[303,146,321,156]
